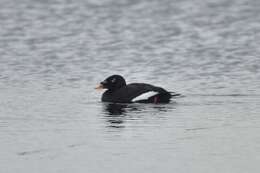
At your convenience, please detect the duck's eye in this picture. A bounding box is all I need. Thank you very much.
[111,78,116,83]
[102,80,107,84]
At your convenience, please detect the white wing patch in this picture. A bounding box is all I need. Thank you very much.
[132,91,159,102]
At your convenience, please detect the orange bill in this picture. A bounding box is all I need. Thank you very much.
[95,84,104,90]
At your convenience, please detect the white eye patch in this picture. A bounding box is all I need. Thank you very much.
[111,78,116,83]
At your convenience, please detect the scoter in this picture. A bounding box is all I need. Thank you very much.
[95,75,180,103]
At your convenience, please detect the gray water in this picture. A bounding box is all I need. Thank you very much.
[0,0,260,172]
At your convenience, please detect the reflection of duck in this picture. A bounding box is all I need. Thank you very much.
[102,102,176,128]
[105,103,127,115]
[103,103,128,128]
[96,75,180,103]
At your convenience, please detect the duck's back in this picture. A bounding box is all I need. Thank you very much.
[102,83,171,103]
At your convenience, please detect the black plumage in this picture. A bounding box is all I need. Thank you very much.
[95,75,179,103]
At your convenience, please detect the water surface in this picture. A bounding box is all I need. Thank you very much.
[0,0,260,172]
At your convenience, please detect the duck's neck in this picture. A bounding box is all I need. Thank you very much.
[107,85,125,92]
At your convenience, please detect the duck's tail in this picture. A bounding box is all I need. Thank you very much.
[170,92,182,97]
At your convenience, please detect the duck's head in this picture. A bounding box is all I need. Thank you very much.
[95,75,126,91]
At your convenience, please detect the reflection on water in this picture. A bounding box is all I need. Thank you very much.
[102,102,176,128]
[103,103,127,128]
[104,103,128,116]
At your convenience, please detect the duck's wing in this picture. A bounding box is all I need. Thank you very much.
[118,83,169,103]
